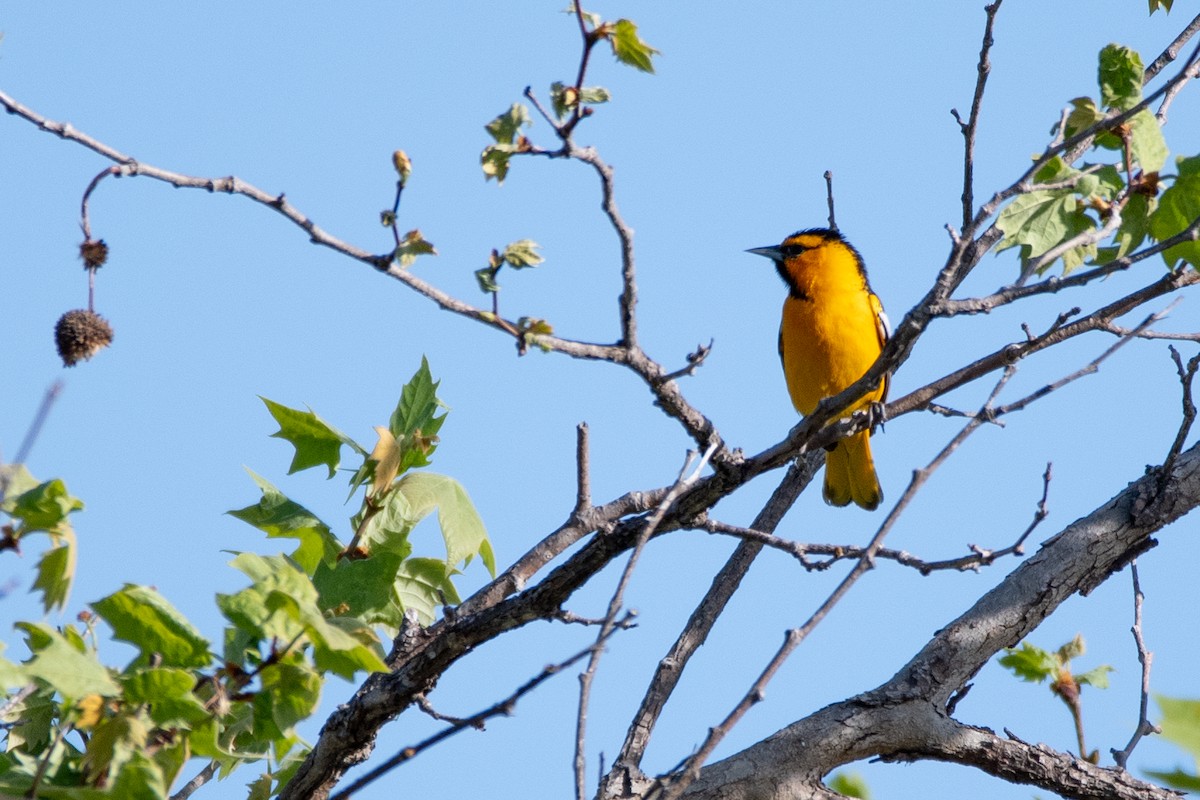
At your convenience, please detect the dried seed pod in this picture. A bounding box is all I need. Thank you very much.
[79,239,109,270]
[54,309,114,366]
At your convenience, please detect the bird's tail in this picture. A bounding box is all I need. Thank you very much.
[823,430,882,511]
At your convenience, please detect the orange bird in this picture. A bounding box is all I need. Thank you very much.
[748,228,889,510]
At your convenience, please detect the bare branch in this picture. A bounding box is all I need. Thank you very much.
[11,381,64,470]
[954,0,1002,231]
[169,760,218,800]
[576,444,718,800]
[612,452,823,779]
[329,619,632,800]
[1146,12,1200,81]
[1111,562,1160,769]
[575,422,591,516]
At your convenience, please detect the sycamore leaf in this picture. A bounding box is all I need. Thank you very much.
[484,103,531,144]
[1075,665,1114,689]
[91,585,211,669]
[1148,155,1200,269]
[475,264,501,294]
[998,642,1058,683]
[396,472,494,575]
[261,398,364,478]
[1056,633,1086,662]
[1063,97,1105,140]
[257,661,321,735]
[1158,696,1200,758]
[313,551,406,629]
[16,623,119,698]
[1096,191,1154,264]
[395,557,460,624]
[3,477,83,531]
[122,667,210,727]
[502,239,544,269]
[32,530,76,613]
[1099,44,1144,111]
[229,470,340,574]
[354,489,416,558]
[387,357,447,474]
[608,19,660,73]
[827,772,871,799]
[1145,769,1200,791]
[481,144,515,184]
[393,228,437,268]
[1127,109,1168,172]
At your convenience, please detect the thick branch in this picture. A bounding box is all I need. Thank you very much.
[680,438,1200,800]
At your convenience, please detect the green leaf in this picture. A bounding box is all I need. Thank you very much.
[261,397,364,478]
[1075,665,1114,689]
[2,477,83,531]
[391,357,446,440]
[396,472,494,575]
[1056,633,1086,662]
[355,489,417,557]
[256,661,321,736]
[1099,44,1144,111]
[395,557,460,624]
[502,239,545,269]
[994,190,1076,271]
[1063,97,1105,141]
[228,470,340,574]
[608,19,660,73]
[827,771,871,799]
[475,265,501,294]
[1144,768,1200,791]
[998,642,1058,683]
[16,623,120,698]
[1148,155,1200,269]
[1148,0,1174,13]
[1158,696,1200,758]
[393,228,437,268]
[578,86,612,106]
[1096,191,1153,264]
[1127,109,1168,172]
[92,585,212,669]
[481,144,515,184]
[121,667,210,727]
[384,356,448,475]
[313,552,406,629]
[484,103,531,144]
[31,532,76,613]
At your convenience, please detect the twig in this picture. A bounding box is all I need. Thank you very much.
[953,0,1002,232]
[553,609,638,628]
[328,622,630,800]
[700,460,1047,576]
[12,381,64,467]
[1159,344,1200,486]
[1111,562,1159,769]
[575,443,718,800]
[655,366,1017,800]
[824,170,837,231]
[413,692,476,727]
[659,340,714,383]
[612,452,822,777]
[575,422,591,516]
[170,760,218,800]
[1146,12,1200,80]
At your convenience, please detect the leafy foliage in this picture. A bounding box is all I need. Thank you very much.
[1146,696,1200,790]
[0,359,491,797]
[995,42,1181,276]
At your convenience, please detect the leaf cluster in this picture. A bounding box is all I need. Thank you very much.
[996,43,1200,275]
[0,359,493,798]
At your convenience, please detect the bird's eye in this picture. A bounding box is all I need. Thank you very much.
[780,244,806,258]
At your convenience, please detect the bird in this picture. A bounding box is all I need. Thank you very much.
[748,228,889,510]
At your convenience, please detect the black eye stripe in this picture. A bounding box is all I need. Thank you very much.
[780,244,807,257]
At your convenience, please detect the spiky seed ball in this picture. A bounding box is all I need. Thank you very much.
[79,239,109,270]
[54,309,114,367]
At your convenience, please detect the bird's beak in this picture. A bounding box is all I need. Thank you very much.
[746,245,783,263]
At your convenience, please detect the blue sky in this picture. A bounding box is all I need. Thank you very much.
[3,3,1200,798]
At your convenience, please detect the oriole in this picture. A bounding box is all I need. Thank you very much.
[748,228,889,510]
